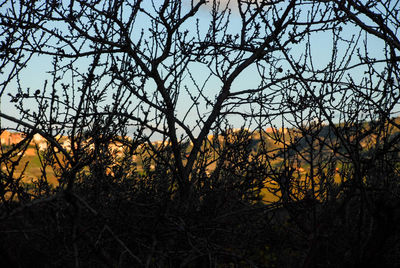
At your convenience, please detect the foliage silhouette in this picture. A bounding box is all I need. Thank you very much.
[1,0,400,267]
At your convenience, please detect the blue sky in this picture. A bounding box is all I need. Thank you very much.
[0,0,395,138]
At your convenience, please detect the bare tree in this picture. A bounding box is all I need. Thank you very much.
[0,0,400,267]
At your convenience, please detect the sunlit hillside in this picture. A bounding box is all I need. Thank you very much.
[3,118,399,202]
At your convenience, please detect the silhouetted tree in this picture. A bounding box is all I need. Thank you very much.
[0,0,400,267]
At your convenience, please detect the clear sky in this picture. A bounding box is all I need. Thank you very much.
[0,0,396,139]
